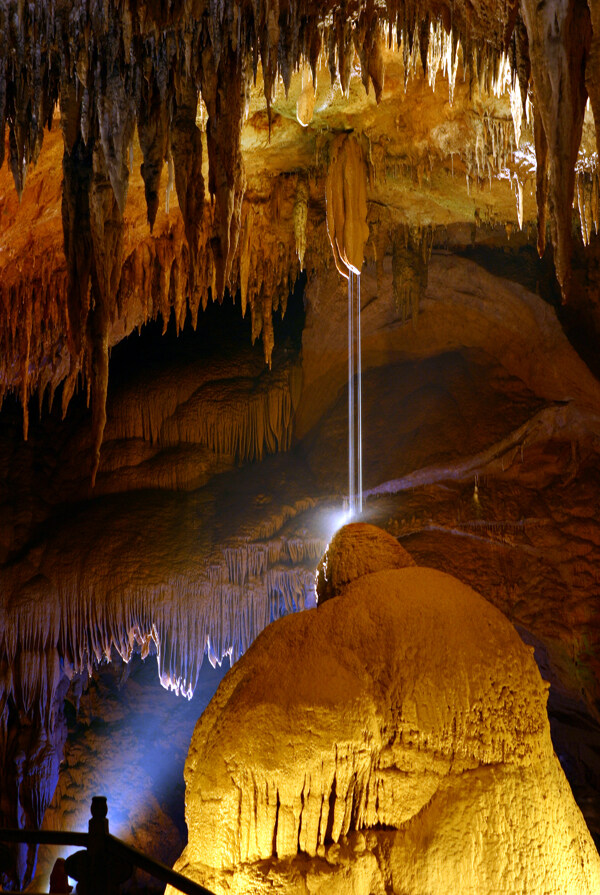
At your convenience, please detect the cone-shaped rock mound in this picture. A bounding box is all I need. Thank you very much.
[316,521,415,604]
[169,530,600,895]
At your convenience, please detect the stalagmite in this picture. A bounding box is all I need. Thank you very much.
[0,470,324,887]
[4,6,600,894]
[169,529,600,894]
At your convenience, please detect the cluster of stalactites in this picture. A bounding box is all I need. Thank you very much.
[0,0,394,481]
[1,0,600,468]
[0,527,324,714]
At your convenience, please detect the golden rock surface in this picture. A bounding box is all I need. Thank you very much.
[170,545,600,894]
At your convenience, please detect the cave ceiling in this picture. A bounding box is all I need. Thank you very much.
[1,0,600,482]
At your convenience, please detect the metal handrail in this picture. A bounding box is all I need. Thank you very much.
[0,797,216,895]
[106,835,215,895]
[0,831,89,848]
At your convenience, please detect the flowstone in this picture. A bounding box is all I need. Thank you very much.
[168,524,600,895]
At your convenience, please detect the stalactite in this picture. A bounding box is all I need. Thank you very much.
[1,0,595,471]
[585,0,600,164]
[335,7,355,98]
[293,177,309,270]
[355,2,385,102]
[170,75,205,298]
[509,72,523,148]
[575,165,599,245]
[0,51,6,175]
[533,101,549,259]
[513,14,531,111]
[520,0,591,299]
[96,33,137,216]
[137,56,170,232]
[0,508,324,784]
[61,94,94,358]
[87,137,126,485]
[200,35,248,299]
[392,224,433,324]
[325,133,370,278]
[515,176,524,230]
[296,64,316,126]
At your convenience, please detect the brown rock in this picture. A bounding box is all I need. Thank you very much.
[316,522,415,604]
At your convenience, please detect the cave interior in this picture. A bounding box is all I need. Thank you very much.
[1,0,600,891]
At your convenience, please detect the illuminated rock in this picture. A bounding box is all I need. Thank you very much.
[325,133,370,278]
[316,521,414,604]
[169,534,600,895]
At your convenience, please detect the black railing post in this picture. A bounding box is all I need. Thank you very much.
[87,797,109,895]
[65,797,131,894]
[0,806,214,895]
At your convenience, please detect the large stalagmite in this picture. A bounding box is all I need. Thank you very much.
[169,524,600,895]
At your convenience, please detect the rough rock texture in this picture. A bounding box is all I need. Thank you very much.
[2,0,600,885]
[169,548,600,894]
[316,521,414,604]
[520,0,590,299]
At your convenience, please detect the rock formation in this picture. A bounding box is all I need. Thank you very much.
[3,0,600,888]
[325,133,370,277]
[316,521,415,603]
[3,245,600,887]
[168,524,600,895]
[2,0,600,473]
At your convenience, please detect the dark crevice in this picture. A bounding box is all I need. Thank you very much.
[323,774,337,845]
[272,789,280,857]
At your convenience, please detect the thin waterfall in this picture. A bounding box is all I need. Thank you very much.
[348,271,362,515]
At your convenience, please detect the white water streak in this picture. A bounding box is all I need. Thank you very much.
[348,272,363,514]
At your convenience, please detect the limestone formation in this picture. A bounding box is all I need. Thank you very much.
[325,133,370,278]
[316,521,414,604]
[3,0,600,476]
[169,532,600,894]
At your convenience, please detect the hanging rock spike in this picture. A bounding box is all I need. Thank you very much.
[520,0,590,299]
[325,134,370,278]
